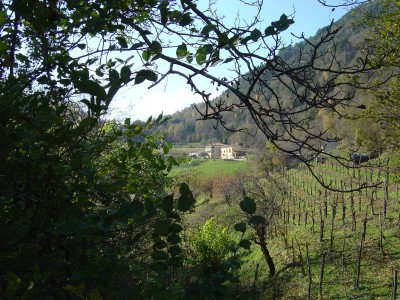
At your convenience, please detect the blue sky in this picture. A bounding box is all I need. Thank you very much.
[109,0,355,121]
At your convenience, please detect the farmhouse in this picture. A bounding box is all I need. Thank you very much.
[205,143,226,159]
[204,143,246,159]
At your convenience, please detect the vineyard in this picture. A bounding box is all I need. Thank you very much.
[243,160,400,299]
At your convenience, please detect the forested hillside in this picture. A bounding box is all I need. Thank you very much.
[156,2,378,149]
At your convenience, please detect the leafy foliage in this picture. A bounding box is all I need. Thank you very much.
[184,218,240,299]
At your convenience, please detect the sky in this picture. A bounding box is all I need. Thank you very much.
[108,0,355,121]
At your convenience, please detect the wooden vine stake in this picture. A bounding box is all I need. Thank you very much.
[354,228,365,288]
[379,210,384,256]
[306,242,312,300]
[393,269,398,300]
[319,251,326,299]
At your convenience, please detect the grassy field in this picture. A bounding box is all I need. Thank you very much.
[170,158,252,178]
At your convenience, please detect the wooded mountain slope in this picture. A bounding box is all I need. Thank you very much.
[156,2,378,148]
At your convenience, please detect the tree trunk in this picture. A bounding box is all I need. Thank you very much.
[259,241,276,276]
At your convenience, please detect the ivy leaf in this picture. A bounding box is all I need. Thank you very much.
[249,215,266,226]
[176,43,188,59]
[107,80,122,101]
[160,6,168,25]
[153,240,168,249]
[150,41,162,55]
[203,44,214,54]
[74,79,107,100]
[195,46,207,65]
[167,234,181,244]
[162,194,174,213]
[177,183,195,212]
[201,24,216,36]
[0,11,6,27]
[239,197,256,214]
[169,256,183,268]
[179,13,193,26]
[234,222,247,233]
[151,262,168,273]
[265,26,276,36]
[240,36,252,45]
[250,29,262,42]
[152,250,169,260]
[169,223,183,233]
[116,36,128,48]
[131,200,144,217]
[109,69,119,82]
[223,58,235,64]
[0,41,7,55]
[154,219,171,236]
[239,239,251,249]
[145,198,153,212]
[120,65,131,83]
[168,245,182,257]
[130,42,146,50]
[142,49,152,61]
[135,69,158,84]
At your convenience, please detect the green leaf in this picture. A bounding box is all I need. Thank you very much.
[196,46,207,65]
[109,69,119,82]
[135,69,158,84]
[151,262,168,273]
[131,200,144,217]
[201,24,216,36]
[5,272,21,299]
[153,240,168,249]
[167,234,181,244]
[264,26,276,36]
[234,222,247,233]
[239,197,256,214]
[240,36,252,45]
[150,41,162,55]
[239,239,251,249]
[77,43,86,50]
[168,10,181,22]
[0,41,7,55]
[162,194,174,213]
[169,256,183,268]
[179,13,193,26]
[250,29,262,42]
[145,198,154,212]
[74,79,107,100]
[120,66,131,83]
[130,42,146,50]
[249,215,266,226]
[107,80,122,101]
[170,223,183,233]
[177,183,195,212]
[142,49,152,61]
[154,219,171,236]
[152,250,169,260]
[223,58,235,64]
[37,75,49,84]
[203,44,214,54]
[116,36,128,48]
[160,6,168,25]
[176,43,188,59]
[168,245,182,257]
[228,34,241,47]
[0,11,6,28]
